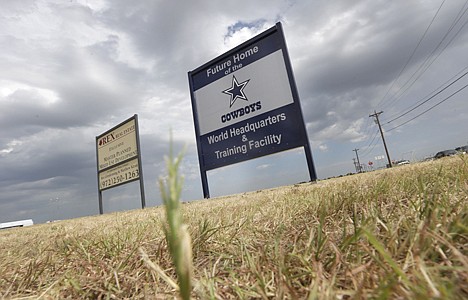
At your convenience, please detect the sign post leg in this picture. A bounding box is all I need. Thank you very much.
[200,169,210,199]
[304,143,317,182]
[98,191,103,214]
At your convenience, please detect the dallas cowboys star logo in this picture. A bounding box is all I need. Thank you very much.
[222,75,250,108]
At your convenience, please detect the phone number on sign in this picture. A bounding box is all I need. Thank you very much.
[101,169,139,189]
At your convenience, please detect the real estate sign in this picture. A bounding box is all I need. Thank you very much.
[188,22,317,198]
[97,118,138,173]
[95,115,145,213]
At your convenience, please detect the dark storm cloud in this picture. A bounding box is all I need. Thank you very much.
[97,0,289,83]
[0,135,92,183]
[0,40,147,129]
[286,0,468,147]
[293,2,431,96]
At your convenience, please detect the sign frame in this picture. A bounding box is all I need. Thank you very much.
[95,114,146,214]
[188,22,317,198]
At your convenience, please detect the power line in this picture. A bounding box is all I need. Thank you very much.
[360,116,375,144]
[386,83,468,132]
[381,0,468,110]
[376,0,447,108]
[352,115,378,159]
[383,65,468,122]
[359,128,380,157]
[362,136,381,159]
[388,6,468,107]
[360,2,467,164]
[384,68,468,124]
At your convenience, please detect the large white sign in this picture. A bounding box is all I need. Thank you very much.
[188,22,317,198]
[194,50,294,135]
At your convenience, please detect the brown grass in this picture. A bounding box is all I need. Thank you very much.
[0,155,467,299]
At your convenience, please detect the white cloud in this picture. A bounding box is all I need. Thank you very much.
[256,164,271,170]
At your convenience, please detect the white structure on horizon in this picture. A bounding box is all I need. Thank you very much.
[0,219,34,230]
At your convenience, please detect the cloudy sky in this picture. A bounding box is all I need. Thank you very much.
[1,0,467,224]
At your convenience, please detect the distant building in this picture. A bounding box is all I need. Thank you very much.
[0,219,34,230]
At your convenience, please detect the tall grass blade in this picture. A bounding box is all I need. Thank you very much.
[159,138,193,300]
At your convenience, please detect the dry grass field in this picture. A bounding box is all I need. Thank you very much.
[0,155,467,299]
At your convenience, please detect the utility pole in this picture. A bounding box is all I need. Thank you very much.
[353,148,362,173]
[369,111,392,168]
[352,158,358,173]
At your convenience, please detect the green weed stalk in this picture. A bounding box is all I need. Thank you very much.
[159,143,193,300]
